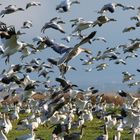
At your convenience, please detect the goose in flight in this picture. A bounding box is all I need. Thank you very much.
[0,24,35,63]
[122,71,135,83]
[32,36,48,52]
[57,31,96,65]
[26,2,41,9]
[93,15,117,27]
[122,26,135,33]
[0,5,24,17]
[47,57,77,78]
[56,0,80,12]
[56,77,78,92]
[96,63,109,71]
[21,20,32,29]
[72,20,94,35]
[124,42,140,53]
[41,36,72,54]
[128,81,140,88]
[41,17,65,34]
[97,3,123,14]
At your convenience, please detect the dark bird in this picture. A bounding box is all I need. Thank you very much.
[122,26,135,33]
[56,77,78,91]
[47,58,76,78]
[117,90,128,97]
[0,5,24,17]
[43,36,72,54]
[137,69,140,72]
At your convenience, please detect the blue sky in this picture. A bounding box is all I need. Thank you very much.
[0,0,140,92]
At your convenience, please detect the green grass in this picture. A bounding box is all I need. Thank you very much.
[6,113,140,140]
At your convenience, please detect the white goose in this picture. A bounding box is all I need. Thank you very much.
[57,31,96,65]
[0,126,7,140]
[2,114,11,134]
[0,25,34,64]
[56,0,80,12]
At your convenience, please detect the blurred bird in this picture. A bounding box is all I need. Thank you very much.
[41,17,65,34]
[26,2,41,9]
[0,5,24,17]
[92,37,107,43]
[114,59,126,65]
[122,26,135,33]
[122,5,135,11]
[93,15,117,27]
[127,81,140,88]
[0,25,31,63]
[96,63,109,71]
[38,68,54,78]
[47,57,77,78]
[117,90,128,97]
[122,71,135,83]
[124,42,140,53]
[72,20,94,34]
[97,3,123,14]
[21,20,32,29]
[56,77,78,91]
[32,36,47,51]
[57,31,96,65]
[56,0,80,12]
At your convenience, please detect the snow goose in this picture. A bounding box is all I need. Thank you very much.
[93,15,117,27]
[57,31,96,65]
[26,2,41,9]
[0,5,24,17]
[0,25,30,64]
[56,0,80,12]
[72,20,94,34]
[41,17,65,34]
[0,126,7,140]
[21,20,32,29]
[97,3,123,14]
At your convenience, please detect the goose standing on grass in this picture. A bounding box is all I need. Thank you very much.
[96,124,108,140]
[0,5,24,17]
[0,126,7,140]
[64,125,86,140]
[56,0,80,12]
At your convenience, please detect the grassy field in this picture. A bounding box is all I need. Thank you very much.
[6,113,139,140]
[1,94,139,139]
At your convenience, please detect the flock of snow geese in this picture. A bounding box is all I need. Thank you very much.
[0,0,139,140]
